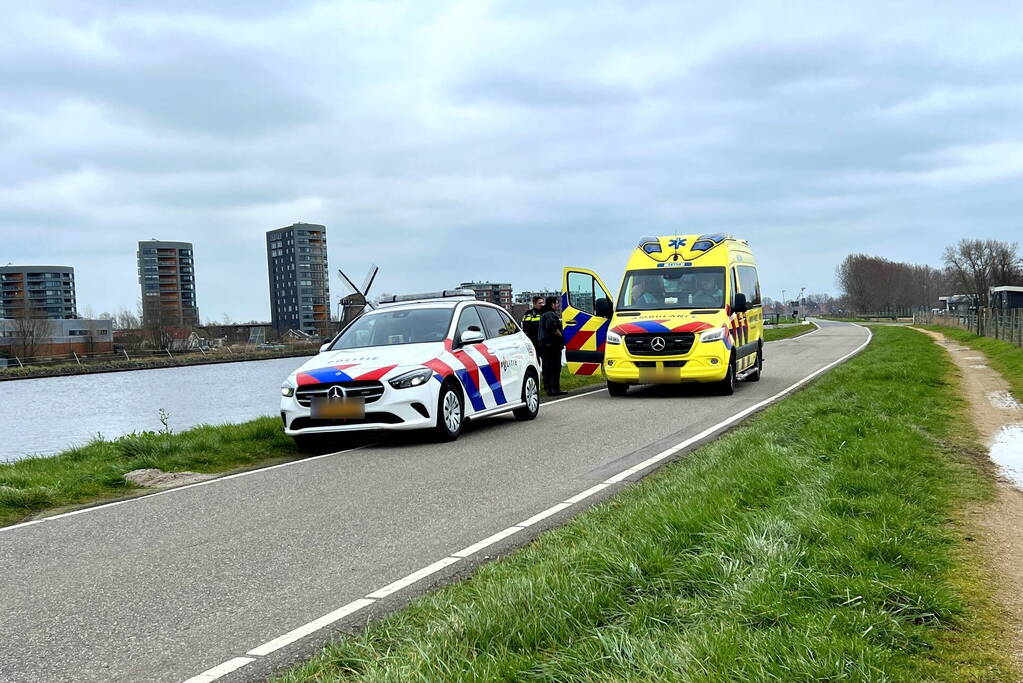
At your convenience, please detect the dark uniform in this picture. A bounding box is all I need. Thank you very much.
[538,308,565,395]
[520,307,543,353]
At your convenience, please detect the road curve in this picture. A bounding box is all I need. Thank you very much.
[0,320,869,683]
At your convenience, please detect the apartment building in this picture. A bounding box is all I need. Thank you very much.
[0,265,77,319]
[459,281,513,312]
[137,240,199,327]
[266,223,331,338]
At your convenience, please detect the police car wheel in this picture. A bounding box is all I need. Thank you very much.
[434,383,464,441]
[606,380,629,397]
[513,372,540,421]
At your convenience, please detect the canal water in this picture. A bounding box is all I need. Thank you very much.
[0,356,313,462]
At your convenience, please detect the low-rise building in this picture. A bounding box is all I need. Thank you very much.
[990,286,1023,310]
[0,318,113,358]
[514,289,560,305]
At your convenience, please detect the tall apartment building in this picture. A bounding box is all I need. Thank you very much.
[0,265,77,319]
[137,240,199,328]
[459,281,513,312]
[266,223,331,337]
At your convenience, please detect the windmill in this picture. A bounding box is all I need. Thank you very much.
[336,264,379,328]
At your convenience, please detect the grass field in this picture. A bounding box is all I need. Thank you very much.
[920,325,1023,401]
[275,327,1013,681]
[763,322,815,342]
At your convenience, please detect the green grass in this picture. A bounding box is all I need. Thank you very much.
[920,325,1023,402]
[763,322,815,342]
[0,417,299,527]
[275,327,1013,682]
[551,368,606,395]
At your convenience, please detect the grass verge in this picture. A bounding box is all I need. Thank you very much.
[0,418,299,527]
[275,327,1014,681]
[920,324,1023,401]
[763,322,815,342]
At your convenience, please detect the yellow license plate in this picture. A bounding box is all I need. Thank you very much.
[311,397,365,419]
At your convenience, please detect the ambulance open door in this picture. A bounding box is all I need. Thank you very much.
[560,267,614,376]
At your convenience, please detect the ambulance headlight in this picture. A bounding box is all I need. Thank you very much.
[606,330,622,345]
[699,328,726,343]
[389,368,434,389]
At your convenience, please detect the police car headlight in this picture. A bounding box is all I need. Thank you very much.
[606,330,622,345]
[699,328,726,343]
[389,368,433,389]
[281,382,296,397]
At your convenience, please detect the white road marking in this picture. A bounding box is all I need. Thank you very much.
[564,483,610,504]
[516,502,572,527]
[180,657,254,683]
[366,556,462,599]
[452,527,522,558]
[247,598,376,657]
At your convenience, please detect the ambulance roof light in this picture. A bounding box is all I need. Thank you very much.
[690,233,731,252]
[638,237,662,254]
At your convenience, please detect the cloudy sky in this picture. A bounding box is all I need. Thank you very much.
[2,1,1021,321]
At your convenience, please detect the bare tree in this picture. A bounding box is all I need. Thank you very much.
[943,239,1023,306]
[836,254,949,313]
[9,307,55,359]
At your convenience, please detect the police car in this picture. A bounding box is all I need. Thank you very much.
[280,290,541,446]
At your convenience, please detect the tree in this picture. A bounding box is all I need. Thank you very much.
[943,239,1023,306]
[9,307,54,359]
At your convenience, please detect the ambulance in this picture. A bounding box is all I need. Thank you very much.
[561,234,763,396]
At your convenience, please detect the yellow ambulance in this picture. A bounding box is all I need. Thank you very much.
[561,234,763,396]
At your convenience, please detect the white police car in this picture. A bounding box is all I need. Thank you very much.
[280,290,541,446]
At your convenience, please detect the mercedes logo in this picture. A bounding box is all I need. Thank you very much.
[327,385,346,399]
[650,336,666,351]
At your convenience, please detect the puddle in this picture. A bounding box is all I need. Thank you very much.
[964,356,984,360]
[991,425,1023,491]
[989,391,1023,411]
[970,364,989,369]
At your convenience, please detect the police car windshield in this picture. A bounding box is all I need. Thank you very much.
[330,308,454,350]
[617,267,725,311]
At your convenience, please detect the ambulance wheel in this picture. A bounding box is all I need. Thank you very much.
[606,380,629,397]
[433,382,464,441]
[746,345,763,382]
[514,371,540,421]
[715,357,736,395]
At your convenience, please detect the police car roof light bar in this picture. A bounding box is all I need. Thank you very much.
[377,289,478,306]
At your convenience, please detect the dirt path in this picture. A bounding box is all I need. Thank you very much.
[917,327,1023,669]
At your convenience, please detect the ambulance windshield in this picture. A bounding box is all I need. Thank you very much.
[617,267,725,311]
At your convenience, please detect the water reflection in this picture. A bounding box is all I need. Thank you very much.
[991,424,1023,490]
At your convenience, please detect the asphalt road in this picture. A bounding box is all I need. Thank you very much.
[0,320,870,683]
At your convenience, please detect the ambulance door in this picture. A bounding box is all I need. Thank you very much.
[561,268,614,376]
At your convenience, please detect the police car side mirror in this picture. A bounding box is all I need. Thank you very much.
[460,329,485,346]
[733,293,749,313]
[594,297,613,318]
[319,343,330,353]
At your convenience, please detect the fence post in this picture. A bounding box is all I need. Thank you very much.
[15,356,23,369]
[72,351,81,366]
[166,348,172,358]
[123,349,130,361]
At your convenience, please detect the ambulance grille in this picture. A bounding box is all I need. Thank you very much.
[624,333,695,356]
[296,381,385,407]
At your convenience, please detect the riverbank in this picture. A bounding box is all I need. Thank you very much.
[275,326,1014,681]
[0,346,318,382]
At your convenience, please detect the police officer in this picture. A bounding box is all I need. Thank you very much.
[538,296,567,395]
[520,296,545,354]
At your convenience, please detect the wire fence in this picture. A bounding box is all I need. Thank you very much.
[914,308,1023,347]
